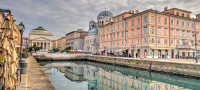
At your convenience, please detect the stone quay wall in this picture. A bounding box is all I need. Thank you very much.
[33,53,200,79]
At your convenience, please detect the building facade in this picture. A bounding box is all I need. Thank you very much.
[22,37,29,52]
[74,37,84,50]
[65,29,88,50]
[52,40,58,49]
[100,7,200,58]
[57,37,66,50]
[83,9,114,54]
[29,26,53,50]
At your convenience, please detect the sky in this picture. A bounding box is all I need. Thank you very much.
[1,0,200,40]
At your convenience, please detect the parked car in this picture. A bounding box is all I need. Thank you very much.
[37,49,48,53]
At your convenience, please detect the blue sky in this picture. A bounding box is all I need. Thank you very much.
[1,0,200,40]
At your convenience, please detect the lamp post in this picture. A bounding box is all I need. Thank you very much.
[19,22,25,63]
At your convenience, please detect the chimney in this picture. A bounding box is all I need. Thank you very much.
[196,14,200,20]
[132,11,134,14]
[136,10,139,14]
[164,6,168,11]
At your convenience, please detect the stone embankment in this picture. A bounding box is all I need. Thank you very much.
[33,53,200,79]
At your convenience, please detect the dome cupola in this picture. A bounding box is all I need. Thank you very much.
[88,28,98,35]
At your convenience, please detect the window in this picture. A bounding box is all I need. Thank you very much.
[117,77,119,81]
[103,29,105,33]
[131,81,134,86]
[182,40,185,45]
[114,26,115,30]
[117,32,119,38]
[121,78,123,83]
[144,16,147,23]
[151,38,155,44]
[171,40,174,45]
[187,31,189,38]
[113,75,115,80]
[101,36,102,41]
[177,40,179,45]
[187,23,189,28]
[151,16,154,23]
[192,24,194,29]
[118,18,119,21]
[110,27,112,31]
[158,27,161,35]
[110,34,112,39]
[137,83,140,89]
[151,26,154,34]
[177,21,179,26]
[177,12,179,16]
[125,80,128,84]
[117,25,119,29]
[165,39,168,45]
[125,40,128,45]
[137,39,140,44]
[171,20,173,25]
[144,27,147,35]
[197,24,199,29]
[122,23,124,28]
[107,28,108,32]
[158,85,161,90]
[197,33,199,38]
[177,30,179,36]
[165,18,167,25]
[192,32,194,38]
[182,22,184,27]
[110,42,112,46]
[131,30,134,36]
[144,38,147,44]
[114,19,115,22]
[122,16,124,20]
[107,35,108,40]
[125,31,128,37]
[109,18,111,21]
[113,83,115,88]
[182,13,184,17]
[165,84,168,90]
[122,31,124,37]
[137,28,140,35]
[126,22,128,27]
[171,29,173,36]
[137,18,140,25]
[158,39,161,44]
[158,17,161,24]
[117,41,119,46]
[132,20,134,26]
[182,31,184,38]
[113,33,115,39]
[131,40,134,45]
[187,14,190,18]
[121,41,124,45]
[113,42,115,46]
[165,28,167,35]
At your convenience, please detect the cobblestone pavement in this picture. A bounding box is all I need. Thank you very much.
[16,56,56,90]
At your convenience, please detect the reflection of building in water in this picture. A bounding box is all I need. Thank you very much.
[56,67,65,73]
[83,65,99,90]
[64,66,86,83]
[42,67,52,77]
[97,69,190,90]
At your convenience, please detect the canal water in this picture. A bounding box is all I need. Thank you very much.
[38,61,200,90]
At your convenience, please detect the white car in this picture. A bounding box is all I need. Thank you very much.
[37,49,48,53]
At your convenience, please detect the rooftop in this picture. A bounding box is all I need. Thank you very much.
[33,26,47,31]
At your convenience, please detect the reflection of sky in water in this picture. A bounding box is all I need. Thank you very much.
[49,67,88,90]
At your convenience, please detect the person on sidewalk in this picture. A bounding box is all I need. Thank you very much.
[136,53,138,58]
[163,54,165,59]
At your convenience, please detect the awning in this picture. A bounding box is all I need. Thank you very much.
[115,49,123,52]
[99,49,105,51]
[151,47,170,50]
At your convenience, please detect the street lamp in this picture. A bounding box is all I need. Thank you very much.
[19,22,25,63]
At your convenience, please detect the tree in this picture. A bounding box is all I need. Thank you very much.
[52,48,59,52]
[64,46,71,52]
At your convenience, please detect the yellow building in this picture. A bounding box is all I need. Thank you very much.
[52,40,58,49]
[57,37,66,50]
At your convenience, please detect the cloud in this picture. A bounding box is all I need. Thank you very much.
[0,0,199,39]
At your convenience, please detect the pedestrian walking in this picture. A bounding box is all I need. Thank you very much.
[163,54,165,59]
[136,53,138,58]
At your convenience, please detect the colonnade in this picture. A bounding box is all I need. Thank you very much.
[32,41,51,50]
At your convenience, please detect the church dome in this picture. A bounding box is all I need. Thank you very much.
[89,20,95,23]
[33,26,47,31]
[97,11,113,19]
[88,28,97,35]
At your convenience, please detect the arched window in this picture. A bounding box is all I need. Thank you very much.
[182,13,184,17]
[102,21,104,25]
[177,12,179,16]
[187,14,190,18]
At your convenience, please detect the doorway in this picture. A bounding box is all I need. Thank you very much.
[158,50,161,58]
[137,49,140,58]
[144,50,147,58]
[165,50,168,58]
[152,50,154,58]
[182,52,185,58]
[171,49,174,58]
[131,49,134,58]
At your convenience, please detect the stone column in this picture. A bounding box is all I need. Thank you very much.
[43,42,44,49]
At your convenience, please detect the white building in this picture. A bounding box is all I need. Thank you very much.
[29,26,53,50]
[83,9,114,54]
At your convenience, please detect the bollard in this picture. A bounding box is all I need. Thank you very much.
[20,59,28,74]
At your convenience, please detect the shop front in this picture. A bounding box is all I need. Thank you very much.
[151,47,170,58]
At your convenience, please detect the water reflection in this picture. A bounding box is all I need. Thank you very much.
[39,61,200,90]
